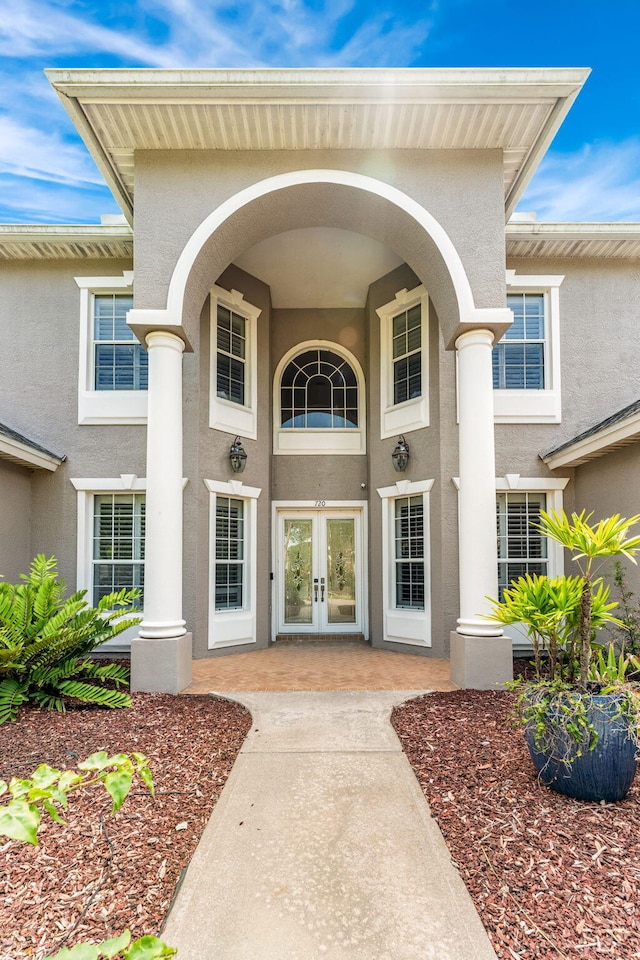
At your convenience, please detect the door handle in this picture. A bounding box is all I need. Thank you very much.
[320,577,325,602]
[313,579,319,602]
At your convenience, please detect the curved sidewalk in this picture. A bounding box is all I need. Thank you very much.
[163,691,498,960]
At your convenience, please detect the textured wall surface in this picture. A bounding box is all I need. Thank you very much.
[0,460,32,582]
[574,445,640,598]
[133,149,507,346]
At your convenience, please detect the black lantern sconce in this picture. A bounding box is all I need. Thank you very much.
[229,436,247,474]
[391,435,410,473]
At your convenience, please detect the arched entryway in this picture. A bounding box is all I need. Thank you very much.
[128,169,513,693]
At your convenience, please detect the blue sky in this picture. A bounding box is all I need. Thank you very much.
[1,0,639,223]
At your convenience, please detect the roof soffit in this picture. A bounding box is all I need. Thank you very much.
[46,67,590,225]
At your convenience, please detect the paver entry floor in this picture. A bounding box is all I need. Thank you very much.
[183,641,456,693]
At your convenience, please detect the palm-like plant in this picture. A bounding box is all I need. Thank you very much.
[487,573,619,681]
[539,510,640,686]
[0,555,141,724]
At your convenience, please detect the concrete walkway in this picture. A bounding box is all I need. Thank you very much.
[163,691,498,960]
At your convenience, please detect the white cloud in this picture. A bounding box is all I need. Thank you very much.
[519,140,640,222]
[0,116,104,187]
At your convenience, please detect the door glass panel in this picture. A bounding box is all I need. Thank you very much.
[284,519,313,624]
[326,518,356,624]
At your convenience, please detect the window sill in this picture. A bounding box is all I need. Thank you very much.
[493,389,560,424]
[275,429,366,455]
[209,396,257,440]
[385,610,431,646]
[381,394,429,439]
[78,390,148,425]
[208,611,256,649]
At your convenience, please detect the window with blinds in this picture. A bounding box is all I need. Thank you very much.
[394,495,425,609]
[392,304,422,405]
[492,293,545,390]
[94,294,148,391]
[217,305,246,406]
[215,497,245,610]
[497,491,548,600]
[92,493,145,605]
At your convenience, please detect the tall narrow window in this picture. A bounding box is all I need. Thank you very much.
[215,497,244,610]
[392,304,422,405]
[394,495,425,610]
[493,293,545,390]
[377,285,428,439]
[92,493,145,605]
[496,491,548,600]
[216,305,246,406]
[94,294,148,391]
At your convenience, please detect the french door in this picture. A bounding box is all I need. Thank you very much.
[276,508,364,634]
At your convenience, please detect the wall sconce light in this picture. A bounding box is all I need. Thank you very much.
[229,436,247,474]
[391,435,410,473]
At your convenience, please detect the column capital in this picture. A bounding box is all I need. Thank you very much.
[455,327,495,351]
[145,329,187,353]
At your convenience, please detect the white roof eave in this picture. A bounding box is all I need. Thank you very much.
[46,67,590,224]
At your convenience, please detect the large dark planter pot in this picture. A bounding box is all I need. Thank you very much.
[525,693,638,802]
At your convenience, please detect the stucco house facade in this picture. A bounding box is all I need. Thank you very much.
[2,67,640,693]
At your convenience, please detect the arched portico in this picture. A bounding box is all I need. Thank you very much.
[129,169,514,693]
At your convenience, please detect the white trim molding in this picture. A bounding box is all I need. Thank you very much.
[204,478,261,649]
[71,474,148,651]
[273,340,366,455]
[452,474,570,650]
[75,272,147,425]
[377,478,434,648]
[377,285,429,438]
[493,271,564,424]
[209,285,261,440]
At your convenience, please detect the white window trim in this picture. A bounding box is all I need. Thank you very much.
[273,341,366,455]
[209,286,260,440]
[377,285,429,439]
[71,474,147,650]
[377,478,434,647]
[493,271,564,425]
[452,474,570,648]
[204,478,261,649]
[75,272,147,426]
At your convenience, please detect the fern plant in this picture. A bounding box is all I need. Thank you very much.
[0,555,141,724]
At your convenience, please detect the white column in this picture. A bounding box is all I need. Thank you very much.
[139,330,186,639]
[455,329,502,638]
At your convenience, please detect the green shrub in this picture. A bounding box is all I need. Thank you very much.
[0,555,141,724]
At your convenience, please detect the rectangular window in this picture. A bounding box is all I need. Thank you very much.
[493,293,545,390]
[215,497,244,610]
[394,495,425,610]
[497,492,548,600]
[94,294,148,391]
[92,493,145,606]
[216,305,246,406]
[392,304,422,405]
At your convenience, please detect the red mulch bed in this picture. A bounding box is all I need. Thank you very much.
[392,689,640,960]
[0,694,251,960]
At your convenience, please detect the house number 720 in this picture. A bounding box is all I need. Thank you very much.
[315,500,326,507]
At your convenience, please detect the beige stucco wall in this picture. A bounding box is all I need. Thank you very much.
[0,460,32,582]
[573,444,640,597]
[132,148,507,348]
[496,258,640,482]
[0,259,142,589]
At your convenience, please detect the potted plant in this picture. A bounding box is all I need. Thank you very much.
[488,510,640,802]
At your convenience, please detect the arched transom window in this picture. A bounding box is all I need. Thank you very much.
[274,342,366,455]
[281,349,358,429]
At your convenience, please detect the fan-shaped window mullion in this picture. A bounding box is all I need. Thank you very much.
[280,348,359,429]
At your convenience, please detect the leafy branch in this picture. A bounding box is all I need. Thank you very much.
[0,751,154,845]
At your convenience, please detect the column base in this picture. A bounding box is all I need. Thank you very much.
[131,633,192,694]
[450,631,513,690]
